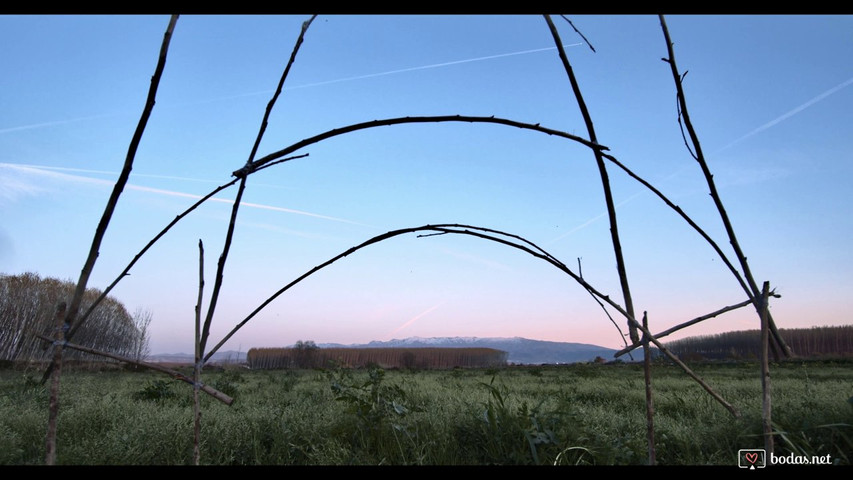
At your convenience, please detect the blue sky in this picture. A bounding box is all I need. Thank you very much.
[1,15,851,356]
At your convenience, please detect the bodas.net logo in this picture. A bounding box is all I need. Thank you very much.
[738,449,766,469]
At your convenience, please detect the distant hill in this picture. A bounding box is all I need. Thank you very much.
[149,337,621,365]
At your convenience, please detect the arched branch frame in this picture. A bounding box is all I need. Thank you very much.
[37,14,790,465]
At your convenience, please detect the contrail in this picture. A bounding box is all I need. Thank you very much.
[715,75,853,154]
[129,184,368,226]
[283,44,583,90]
[550,76,853,243]
[131,44,584,108]
[0,44,582,135]
[0,163,367,226]
[162,44,585,104]
[13,162,323,193]
[387,302,445,338]
[6,163,222,184]
[547,191,645,245]
[0,113,119,135]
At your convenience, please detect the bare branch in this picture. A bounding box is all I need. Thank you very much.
[559,15,596,53]
[234,115,607,178]
[640,328,741,417]
[615,297,754,357]
[195,239,205,366]
[199,178,246,356]
[200,15,316,357]
[36,334,233,405]
[253,153,310,174]
[71,178,239,341]
[74,150,309,328]
[204,223,620,362]
[51,15,179,376]
[544,14,639,344]
[600,152,750,296]
[659,15,791,357]
[243,15,316,170]
[202,222,739,416]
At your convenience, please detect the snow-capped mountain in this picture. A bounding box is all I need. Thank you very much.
[320,336,621,364]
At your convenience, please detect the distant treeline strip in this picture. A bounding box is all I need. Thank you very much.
[247,347,508,370]
[665,325,853,360]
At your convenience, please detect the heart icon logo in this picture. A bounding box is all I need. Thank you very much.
[745,452,758,464]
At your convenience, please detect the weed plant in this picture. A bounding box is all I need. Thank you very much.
[0,360,850,465]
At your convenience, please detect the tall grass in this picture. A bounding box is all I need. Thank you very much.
[0,361,850,465]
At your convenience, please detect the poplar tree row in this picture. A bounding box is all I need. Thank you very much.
[665,325,853,360]
[0,272,150,363]
[247,346,508,370]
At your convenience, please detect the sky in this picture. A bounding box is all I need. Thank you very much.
[1,15,851,356]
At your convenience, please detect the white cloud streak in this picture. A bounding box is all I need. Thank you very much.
[546,191,645,245]
[0,113,119,135]
[387,301,445,338]
[14,164,222,184]
[716,76,853,153]
[0,162,366,226]
[552,76,853,243]
[0,44,582,136]
[283,44,583,90]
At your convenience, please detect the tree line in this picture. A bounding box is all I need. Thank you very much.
[247,343,508,370]
[664,325,853,361]
[0,272,150,363]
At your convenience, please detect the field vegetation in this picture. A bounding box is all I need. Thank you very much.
[1,360,850,465]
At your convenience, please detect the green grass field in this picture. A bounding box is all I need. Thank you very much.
[1,360,851,465]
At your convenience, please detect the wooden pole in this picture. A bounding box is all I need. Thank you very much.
[194,239,204,465]
[45,302,67,465]
[760,281,773,453]
[642,312,656,465]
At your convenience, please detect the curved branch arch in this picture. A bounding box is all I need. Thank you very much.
[203,222,739,417]
[205,223,632,363]
[79,113,746,352]
[234,115,609,177]
[77,117,607,329]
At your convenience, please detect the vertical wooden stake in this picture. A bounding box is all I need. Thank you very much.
[193,239,205,465]
[642,311,656,465]
[45,301,67,465]
[760,281,773,454]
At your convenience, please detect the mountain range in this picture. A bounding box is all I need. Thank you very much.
[148,336,623,365]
